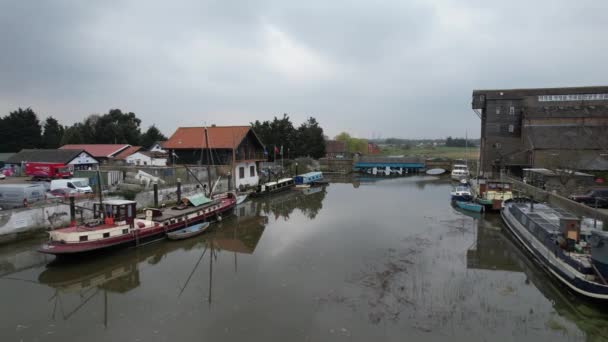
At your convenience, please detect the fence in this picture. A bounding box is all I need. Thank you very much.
[508,176,608,224]
[100,165,232,189]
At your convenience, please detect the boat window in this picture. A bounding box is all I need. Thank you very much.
[250,166,255,177]
[79,235,88,242]
[122,229,128,234]
[103,232,110,238]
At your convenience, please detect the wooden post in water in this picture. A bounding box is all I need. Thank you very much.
[176,178,182,203]
[153,182,159,208]
[69,196,76,226]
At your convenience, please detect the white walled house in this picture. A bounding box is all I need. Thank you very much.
[164,126,266,190]
[125,151,167,166]
[235,161,259,188]
[149,142,167,153]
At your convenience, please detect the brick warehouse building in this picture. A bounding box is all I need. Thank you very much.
[472,86,608,177]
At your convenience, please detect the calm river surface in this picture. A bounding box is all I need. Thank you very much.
[1,176,608,341]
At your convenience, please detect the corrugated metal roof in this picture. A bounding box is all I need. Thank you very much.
[6,149,95,164]
[0,153,15,161]
[59,144,131,158]
[163,126,252,150]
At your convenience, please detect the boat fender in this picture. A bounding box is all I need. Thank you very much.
[217,214,222,222]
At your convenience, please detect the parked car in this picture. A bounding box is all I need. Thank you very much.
[47,188,77,199]
[0,183,46,209]
[569,188,608,208]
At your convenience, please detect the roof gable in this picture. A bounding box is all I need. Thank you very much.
[164,126,260,150]
[59,144,131,158]
[114,146,142,160]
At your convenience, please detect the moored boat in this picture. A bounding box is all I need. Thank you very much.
[426,168,446,175]
[471,179,513,210]
[236,194,248,205]
[294,171,323,185]
[251,177,295,197]
[450,185,473,202]
[454,200,484,213]
[38,193,236,256]
[167,222,211,240]
[501,199,608,300]
[451,163,470,181]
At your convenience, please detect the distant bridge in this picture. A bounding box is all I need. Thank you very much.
[353,157,425,175]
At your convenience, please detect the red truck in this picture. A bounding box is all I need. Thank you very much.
[25,162,73,180]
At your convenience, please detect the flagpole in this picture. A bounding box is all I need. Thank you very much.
[281,145,284,169]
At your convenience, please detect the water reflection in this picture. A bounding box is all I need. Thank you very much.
[468,216,608,341]
[3,178,608,341]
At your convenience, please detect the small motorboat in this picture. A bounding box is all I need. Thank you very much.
[451,185,473,202]
[236,194,248,205]
[426,168,446,175]
[454,200,484,213]
[166,222,211,240]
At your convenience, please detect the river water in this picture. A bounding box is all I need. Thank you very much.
[1,176,607,341]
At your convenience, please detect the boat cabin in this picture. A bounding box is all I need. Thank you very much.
[478,180,512,196]
[94,200,137,228]
[294,172,323,185]
[258,178,294,193]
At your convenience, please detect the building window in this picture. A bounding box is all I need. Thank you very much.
[250,165,255,177]
[239,167,245,179]
[508,124,514,133]
[496,107,501,115]
[79,235,88,242]
[509,106,515,115]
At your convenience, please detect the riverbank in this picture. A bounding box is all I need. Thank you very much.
[0,176,605,341]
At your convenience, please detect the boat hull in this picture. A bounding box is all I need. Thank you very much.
[451,194,473,202]
[501,204,608,300]
[250,184,294,197]
[167,222,210,240]
[39,201,235,256]
[454,200,483,213]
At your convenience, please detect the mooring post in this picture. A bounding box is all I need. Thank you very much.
[69,196,76,226]
[153,182,159,208]
[176,178,182,203]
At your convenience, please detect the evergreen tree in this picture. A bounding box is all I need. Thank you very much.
[140,125,167,149]
[295,117,325,158]
[41,116,64,148]
[0,108,42,152]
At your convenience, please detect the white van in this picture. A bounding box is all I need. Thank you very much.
[50,179,93,193]
[0,184,46,209]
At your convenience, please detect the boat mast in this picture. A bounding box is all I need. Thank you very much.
[231,128,236,192]
[96,170,104,220]
[204,126,212,196]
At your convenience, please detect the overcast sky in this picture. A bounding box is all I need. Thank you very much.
[1,0,607,139]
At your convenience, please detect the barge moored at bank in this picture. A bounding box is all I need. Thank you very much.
[39,194,236,256]
[501,199,608,300]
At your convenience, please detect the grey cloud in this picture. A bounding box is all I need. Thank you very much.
[0,0,607,139]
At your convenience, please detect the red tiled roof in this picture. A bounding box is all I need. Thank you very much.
[163,126,253,149]
[114,146,142,160]
[59,144,131,158]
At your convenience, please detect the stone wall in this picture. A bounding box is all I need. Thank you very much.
[0,199,103,244]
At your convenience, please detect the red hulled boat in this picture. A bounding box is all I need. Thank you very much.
[39,193,236,256]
